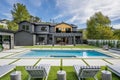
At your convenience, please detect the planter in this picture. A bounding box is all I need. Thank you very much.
[10,71,21,80]
[101,70,112,80]
[57,70,66,80]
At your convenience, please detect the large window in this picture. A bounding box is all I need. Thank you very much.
[56,28,61,33]
[22,25,29,31]
[41,27,47,31]
[66,28,71,33]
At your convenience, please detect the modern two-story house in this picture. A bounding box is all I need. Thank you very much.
[14,21,82,46]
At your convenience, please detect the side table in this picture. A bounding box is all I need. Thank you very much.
[10,71,21,80]
[57,70,66,80]
[101,70,112,80]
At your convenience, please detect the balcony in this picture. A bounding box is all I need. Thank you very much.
[55,31,82,33]
[52,32,82,37]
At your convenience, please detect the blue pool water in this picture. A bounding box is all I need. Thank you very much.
[16,50,111,58]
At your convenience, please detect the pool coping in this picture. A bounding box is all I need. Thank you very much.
[0,48,120,60]
[5,48,120,59]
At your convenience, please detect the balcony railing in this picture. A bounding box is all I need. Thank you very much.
[55,31,82,33]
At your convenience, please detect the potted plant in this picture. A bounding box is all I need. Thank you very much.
[105,66,108,71]
[60,59,63,71]
[57,59,66,80]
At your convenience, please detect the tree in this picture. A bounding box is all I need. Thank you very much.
[96,25,113,39]
[86,12,112,39]
[82,29,87,40]
[0,25,4,29]
[7,21,18,31]
[11,3,30,23]
[113,29,120,39]
[30,15,41,22]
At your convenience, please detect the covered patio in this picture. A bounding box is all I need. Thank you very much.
[0,29,14,49]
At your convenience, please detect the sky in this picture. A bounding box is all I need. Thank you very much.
[0,0,120,29]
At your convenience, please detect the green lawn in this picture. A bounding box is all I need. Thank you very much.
[23,44,98,49]
[0,66,119,80]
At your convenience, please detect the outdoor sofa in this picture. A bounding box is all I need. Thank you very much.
[0,65,16,78]
[25,64,51,80]
[74,65,100,80]
[107,65,120,77]
[109,48,120,54]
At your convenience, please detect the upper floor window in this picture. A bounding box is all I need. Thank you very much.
[22,25,29,31]
[56,28,61,33]
[66,28,71,33]
[41,27,47,31]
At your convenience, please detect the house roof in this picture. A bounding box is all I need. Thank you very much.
[55,22,77,28]
[0,28,14,33]
[14,30,35,34]
[19,21,77,28]
[18,20,33,24]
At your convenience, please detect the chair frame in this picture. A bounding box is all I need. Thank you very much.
[107,65,120,77]
[74,65,100,80]
[25,64,51,80]
[0,65,16,78]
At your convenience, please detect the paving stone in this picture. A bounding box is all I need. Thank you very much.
[12,59,39,66]
[63,59,87,66]
[36,59,60,66]
[0,59,17,65]
[105,59,120,65]
[84,59,110,66]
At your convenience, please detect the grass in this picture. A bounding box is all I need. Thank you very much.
[0,66,120,80]
[23,44,98,49]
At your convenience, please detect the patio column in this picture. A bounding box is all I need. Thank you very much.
[73,36,76,46]
[0,35,2,45]
[68,37,72,44]
[52,34,54,46]
[10,34,14,49]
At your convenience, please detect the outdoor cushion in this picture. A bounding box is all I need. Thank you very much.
[74,65,100,80]
[107,65,120,77]
[0,65,16,78]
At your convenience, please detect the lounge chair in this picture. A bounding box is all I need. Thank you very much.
[74,65,100,80]
[103,45,109,50]
[0,65,16,78]
[109,48,120,54]
[25,64,51,80]
[107,65,120,77]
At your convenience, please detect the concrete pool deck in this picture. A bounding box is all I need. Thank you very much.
[0,48,120,66]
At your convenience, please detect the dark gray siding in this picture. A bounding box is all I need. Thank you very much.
[19,22,34,32]
[35,25,49,33]
[15,31,34,46]
[49,26,55,33]
[72,27,77,31]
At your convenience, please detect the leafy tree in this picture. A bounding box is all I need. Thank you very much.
[0,25,4,29]
[96,25,113,39]
[7,21,18,31]
[30,15,41,22]
[11,3,30,23]
[113,29,120,39]
[86,12,113,39]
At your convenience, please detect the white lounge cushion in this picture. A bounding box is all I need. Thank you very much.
[25,64,51,79]
[107,65,120,76]
[0,65,16,77]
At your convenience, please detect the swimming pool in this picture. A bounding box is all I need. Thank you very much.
[15,50,111,58]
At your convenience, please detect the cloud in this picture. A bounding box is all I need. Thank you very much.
[53,14,64,20]
[29,0,42,7]
[3,13,12,20]
[5,0,18,6]
[55,0,120,26]
[112,24,120,29]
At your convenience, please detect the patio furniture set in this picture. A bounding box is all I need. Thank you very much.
[0,64,120,80]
